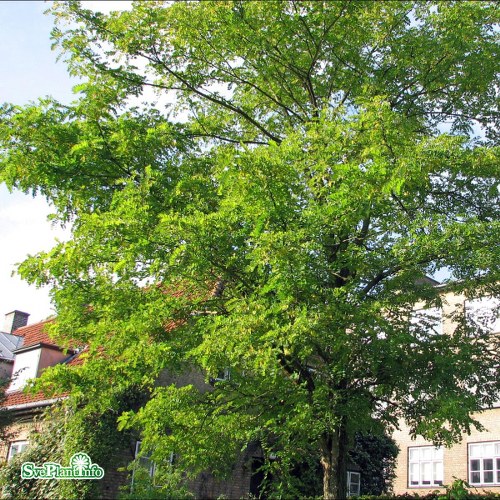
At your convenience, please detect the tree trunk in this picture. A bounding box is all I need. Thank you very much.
[320,423,348,499]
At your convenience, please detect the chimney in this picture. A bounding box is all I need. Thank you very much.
[3,310,30,333]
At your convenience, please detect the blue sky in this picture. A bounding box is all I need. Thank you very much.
[0,1,130,323]
[0,1,453,324]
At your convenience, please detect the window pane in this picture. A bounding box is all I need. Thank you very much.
[421,462,432,484]
[465,297,500,334]
[470,445,482,458]
[8,441,28,461]
[347,472,361,497]
[434,461,443,483]
[411,308,442,337]
[484,459,493,471]
[484,471,494,483]
[484,444,495,457]
[409,447,444,487]
[410,463,419,484]
[471,471,481,484]
[470,459,481,472]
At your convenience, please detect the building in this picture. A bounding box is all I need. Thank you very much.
[392,289,500,494]
[0,311,28,380]
[5,288,497,498]
[0,310,263,498]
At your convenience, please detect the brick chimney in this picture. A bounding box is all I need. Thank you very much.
[3,310,30,333]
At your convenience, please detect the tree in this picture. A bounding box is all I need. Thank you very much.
[0,392,144,500]
[349,432,399,496]
[0,378,14,442]
[1,1,499,498]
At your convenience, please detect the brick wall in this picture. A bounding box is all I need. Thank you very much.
[393,406,500,495]
[189,454,253,499]
[98,447,134,500]
[0,414,133,499]
[0,419,33,460]
[393,289,500,495]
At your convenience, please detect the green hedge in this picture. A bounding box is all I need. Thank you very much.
[355,494,500,500]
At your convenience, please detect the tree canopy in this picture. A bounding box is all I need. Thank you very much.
[1,1,499,497]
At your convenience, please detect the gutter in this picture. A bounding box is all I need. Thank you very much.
[4,396,67,411]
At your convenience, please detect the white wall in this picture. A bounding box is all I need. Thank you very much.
[7,348,41,392]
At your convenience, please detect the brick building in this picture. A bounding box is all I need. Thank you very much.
[392,289,500,495]
[5,288,497,498]
[0,310,263,499]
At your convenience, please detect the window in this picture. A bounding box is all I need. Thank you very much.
[469,442,500,485]
[210,368,231,385]
[134,440,156,477]
[132,441,175,489]
[465,297,500,335]
[7,440,28,461]
[408,446,443,487]
[347,471,361,497]
[410,308,443,339]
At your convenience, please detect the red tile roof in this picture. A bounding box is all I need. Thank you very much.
[1,349,85,409]
[2,390,67,408]
[1,319,86,409]
[13,319,57,349]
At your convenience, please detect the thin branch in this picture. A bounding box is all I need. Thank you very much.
[143,47,282,144]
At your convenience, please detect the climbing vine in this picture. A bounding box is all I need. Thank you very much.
[0,389,144,499]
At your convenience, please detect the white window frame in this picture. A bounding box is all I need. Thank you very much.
[7,440,28,461]
[408,446,443,487]
[132,440,175,489]
[210,367,231,385]
[134,440,156,477]
[347,471,361,497]
[469,442,500,486]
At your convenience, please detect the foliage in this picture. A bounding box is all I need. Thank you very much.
[118,461,193,500]
[438,478,474,500]
[349,432,399,496]
[1,1,499,498]
[356,494,500,500]
[261,431,398,497]
[0,391,140,500]
[0,407,63,499]
[0,378,14,442]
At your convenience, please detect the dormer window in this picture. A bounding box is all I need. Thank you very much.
[8,347,41,392]
[7,343,73,393]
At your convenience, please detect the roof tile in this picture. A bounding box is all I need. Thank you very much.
[2,390,67,408]
[14,319,57,349]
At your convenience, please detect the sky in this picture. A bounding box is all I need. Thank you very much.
[0,1,131,324]
[0,1,454,325]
